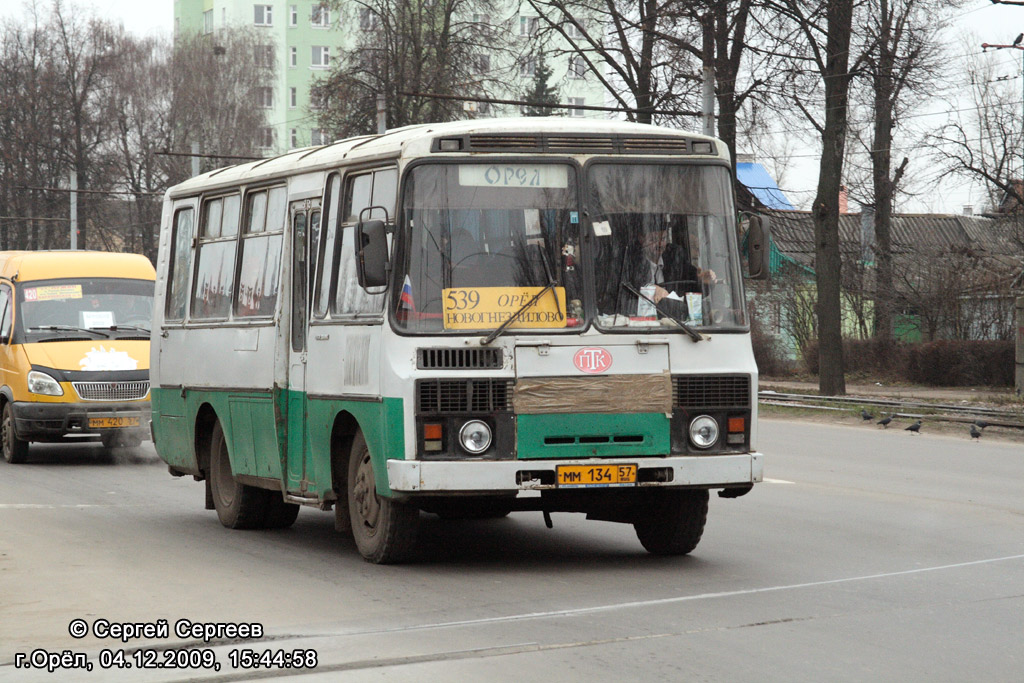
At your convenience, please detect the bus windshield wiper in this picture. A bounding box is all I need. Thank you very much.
[28,325,112,338]
[621,283,703,343]
[482,245,562,346]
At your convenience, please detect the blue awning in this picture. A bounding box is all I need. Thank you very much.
[736,162,795,210]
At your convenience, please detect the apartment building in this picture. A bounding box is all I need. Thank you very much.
[173,0,608,153]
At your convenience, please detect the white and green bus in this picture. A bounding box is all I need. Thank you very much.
[151,118,770,563]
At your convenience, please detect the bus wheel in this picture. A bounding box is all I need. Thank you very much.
[208,421,269,529]
[2,403,29,464]
[633,489,709,556]
[263,495,300,529]
[347,431,419,564]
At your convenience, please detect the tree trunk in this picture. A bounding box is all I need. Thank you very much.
[871,0,895,348]
[813,0,854,396]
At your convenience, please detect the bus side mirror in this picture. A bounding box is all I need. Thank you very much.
[355,219,390,289]
[746,214,771,280]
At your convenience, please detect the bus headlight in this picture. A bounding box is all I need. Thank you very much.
[689,415,719,449]
[458,420,492,454]
[27,370,64,396]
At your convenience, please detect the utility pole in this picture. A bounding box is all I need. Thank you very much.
[376,94,387,134]
[69,170,78,251]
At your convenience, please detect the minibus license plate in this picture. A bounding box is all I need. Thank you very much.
[556,464,637,488]
[89,416,140,429]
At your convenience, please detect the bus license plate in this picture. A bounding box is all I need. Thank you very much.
[88,416,140,429]
[556,464,637,488]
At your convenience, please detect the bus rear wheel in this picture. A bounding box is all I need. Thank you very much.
[209,421,269,529]
[347,431,419,564]
[2,403,28,464]
[633,489,709,556]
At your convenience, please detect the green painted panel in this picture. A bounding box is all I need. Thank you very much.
[517,413,670,459]
[151,388,193,471]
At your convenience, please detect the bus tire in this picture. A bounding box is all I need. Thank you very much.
[633,489,709,556]
[2,402,29,464]
[208,421,269,529]
[263,495,300,529]
[347,431,419,564]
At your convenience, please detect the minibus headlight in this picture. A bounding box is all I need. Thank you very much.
[458,420,492,454]
[689,415,719,449]
[28,370,64,396]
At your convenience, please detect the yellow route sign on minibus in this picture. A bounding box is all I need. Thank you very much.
[442,287,567,330]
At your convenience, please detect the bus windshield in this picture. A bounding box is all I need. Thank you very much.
[590,163,746,330]
[19,278,154,339]
[393,163,583,334]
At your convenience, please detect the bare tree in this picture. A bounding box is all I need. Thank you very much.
[315,0,509,137]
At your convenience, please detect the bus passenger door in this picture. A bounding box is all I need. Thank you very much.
[285,200,319,494]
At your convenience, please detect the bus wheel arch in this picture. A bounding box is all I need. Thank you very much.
[193,403,219,478]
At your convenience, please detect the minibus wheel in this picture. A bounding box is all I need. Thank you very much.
[347,431,419,563]
[2,403,29,464]
[633,488,709,555]
[208,420,269,529]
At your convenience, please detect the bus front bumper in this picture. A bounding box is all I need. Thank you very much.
[12,401,152,442]
[388,453,763,493]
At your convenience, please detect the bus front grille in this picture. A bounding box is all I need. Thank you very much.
[417,347,503,370]
[672,375,750,410]
[72,381,151,402]
[416,379,512,414]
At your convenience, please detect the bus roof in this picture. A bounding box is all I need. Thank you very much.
[0,251,156,283]
[168,118,728,198]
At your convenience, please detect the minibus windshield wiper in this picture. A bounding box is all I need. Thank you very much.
[621,283,703,343]
[27,325,112,338]
[104,324,151,334]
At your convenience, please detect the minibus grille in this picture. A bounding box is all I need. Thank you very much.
[416,379,511,414]
[417,347,503,370]
[672,375,750,410]
[463,134,693,155]
[72,381,151,402]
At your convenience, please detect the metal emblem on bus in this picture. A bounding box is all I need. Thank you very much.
[573,347,612,374]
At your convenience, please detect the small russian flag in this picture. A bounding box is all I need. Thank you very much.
[400,274,415,312]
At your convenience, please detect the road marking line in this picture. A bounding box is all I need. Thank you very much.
[0,504,125,509]
[764,478,795,484]
[373,552,1024,634]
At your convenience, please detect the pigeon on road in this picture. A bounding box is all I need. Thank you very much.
[877,415,893,428]
[905,420,922,435]
[861,409,874,421]
[974,420,990,430]
[970,424,982,440]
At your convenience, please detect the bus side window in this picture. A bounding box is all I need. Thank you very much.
[166,206,195,321]
[314,173,342,318]
[0,285,11,340]
[235,186,286,318]
[334,168,394,315]
[191,194,240,320]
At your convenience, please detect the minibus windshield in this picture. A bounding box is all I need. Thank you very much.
[19,278,154,340]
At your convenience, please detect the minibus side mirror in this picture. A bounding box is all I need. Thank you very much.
[746,214,771,280]
[355,219,390,289]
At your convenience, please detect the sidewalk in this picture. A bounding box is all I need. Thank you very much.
[759,378,1018,405]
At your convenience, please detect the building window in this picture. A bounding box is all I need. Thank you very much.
[311,46,330,68]
[520,57,536,77]
[289,87,297,108]
[570,56,586,79]
[202,9,213,34]
[290,46,297,67]
[566,20,584,38]
[472,13,490,25]
[311,129,326,146]
[359,8,379,30]
[255,87,274,108]
[569,97,585,117]
[257,127,275,149]
[254,4,273,26]
[311,4,330,27]
[254,45,274,68]
[290,4,297,26]
[290,128,298,148]
[473,54,490,74]
[520,16,539,36]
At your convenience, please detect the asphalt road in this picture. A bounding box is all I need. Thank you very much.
[1,419,1022,682]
